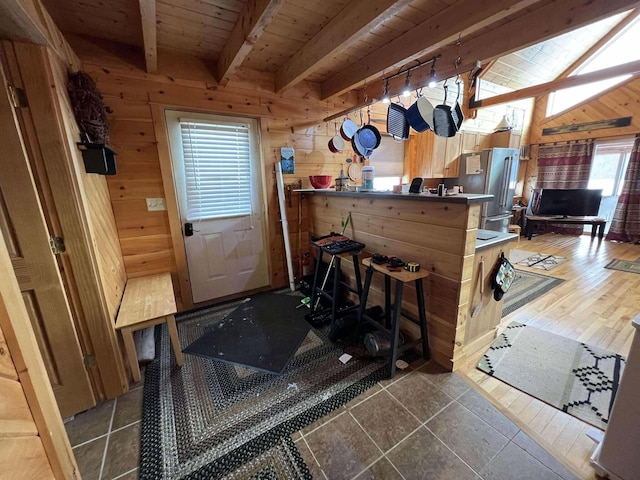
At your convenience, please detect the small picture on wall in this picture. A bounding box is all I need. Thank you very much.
[281,147,295,174]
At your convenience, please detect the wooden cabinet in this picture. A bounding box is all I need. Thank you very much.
[410,129,492,179]
[431,133,446,177]
[444,133,463,178]
[462,131,491,152]
[490,130,521,149]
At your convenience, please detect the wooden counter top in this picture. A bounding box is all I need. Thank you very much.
[475,229,518,251]
[297,189,493,204]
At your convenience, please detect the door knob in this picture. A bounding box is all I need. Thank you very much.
[184,222,194,237]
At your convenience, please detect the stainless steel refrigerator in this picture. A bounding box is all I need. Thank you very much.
[457,148,520,233]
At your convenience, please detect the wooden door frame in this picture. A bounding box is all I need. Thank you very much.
[150,103,272,310]
[3,41,128,399]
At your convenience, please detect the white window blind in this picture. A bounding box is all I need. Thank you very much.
[179,119,252,221]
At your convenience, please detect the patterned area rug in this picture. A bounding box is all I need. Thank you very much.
[502,269,565,318]
[510,249,568,271]
[140,295,389,479]
[478,322,626,430]
[605,258,640,274]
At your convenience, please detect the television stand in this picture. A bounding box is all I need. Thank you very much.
[524,215,606,240]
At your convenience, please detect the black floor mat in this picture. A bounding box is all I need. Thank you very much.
[183,291,311,374]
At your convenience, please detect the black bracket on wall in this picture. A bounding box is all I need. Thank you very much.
[77,133,117,175]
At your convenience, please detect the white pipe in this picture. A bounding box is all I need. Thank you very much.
[276,162,296,291]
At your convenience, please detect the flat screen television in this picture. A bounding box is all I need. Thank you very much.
[537,188,602,217]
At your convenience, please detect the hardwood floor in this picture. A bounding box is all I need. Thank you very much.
[463,232,640,480]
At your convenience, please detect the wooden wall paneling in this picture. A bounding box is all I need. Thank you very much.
[12,42,127,397]
[307,195,480,369]
[0,324,18,380]
[0,228,78,478]
[44,46,127,340]
[72,41,360,300]
[150,103,192,309]
[0,437,56,479]
[0,375,38,436]
[0,0,80,68]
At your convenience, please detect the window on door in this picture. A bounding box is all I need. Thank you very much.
[179,120,253,221]
[587,139,633,230]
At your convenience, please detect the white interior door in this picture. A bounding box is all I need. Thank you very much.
[166,111,269,303]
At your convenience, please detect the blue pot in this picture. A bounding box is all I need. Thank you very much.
[406,97,434,133]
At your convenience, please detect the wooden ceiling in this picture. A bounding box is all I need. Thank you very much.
[39,0,640,101]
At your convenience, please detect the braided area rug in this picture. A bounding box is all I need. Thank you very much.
[140,296,389,479]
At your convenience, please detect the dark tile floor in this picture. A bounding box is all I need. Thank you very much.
[65,361,580,480]
[65,383,143,480]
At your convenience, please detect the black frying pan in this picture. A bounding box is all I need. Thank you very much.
[433,83,457,137]
[454,78,464,131]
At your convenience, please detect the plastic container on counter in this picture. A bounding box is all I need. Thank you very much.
[362,166,374,191]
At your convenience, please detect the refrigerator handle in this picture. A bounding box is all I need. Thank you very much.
[500,156,510,207]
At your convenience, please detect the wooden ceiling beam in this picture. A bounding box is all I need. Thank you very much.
[274,0,411,93]
[216,0,283,86]
[139,0,157,73]
[470,59,640,108]
[352,0,640,105]
[320,0,540,100]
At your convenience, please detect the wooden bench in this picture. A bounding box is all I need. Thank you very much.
[524,215,606,240]
[115,272,183,382]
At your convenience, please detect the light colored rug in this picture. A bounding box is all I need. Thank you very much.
[605,258,640,274]
[510,249,568,271]
[502,269,564,318]
[478,322,626,430]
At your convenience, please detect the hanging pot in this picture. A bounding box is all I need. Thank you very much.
[356,127,378,150]
[340,119,358,140]
[351,133,372,158]
[328,134,345,153]
[406,96,435,133]
[359,124,381,149]
[387,102,409,140]
[433,83,457,137]
[453,77,464,131]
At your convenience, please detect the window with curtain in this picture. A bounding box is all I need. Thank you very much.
[179,119,252,221]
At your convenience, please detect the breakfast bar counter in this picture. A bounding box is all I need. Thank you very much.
[302,190,516,370]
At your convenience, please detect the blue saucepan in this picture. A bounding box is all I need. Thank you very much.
[406,96,435,133]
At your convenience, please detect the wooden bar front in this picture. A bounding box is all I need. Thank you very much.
[305,191,500,370]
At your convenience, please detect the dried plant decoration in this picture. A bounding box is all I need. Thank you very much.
[67,71,110,145]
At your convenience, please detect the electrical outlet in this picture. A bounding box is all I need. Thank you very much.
[146,198,166,211]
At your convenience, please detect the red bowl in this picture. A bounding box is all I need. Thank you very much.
[309,175,332,189]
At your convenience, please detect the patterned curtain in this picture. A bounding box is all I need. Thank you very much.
[537,141,593,189]
[532,142,594,235]
[606,137,640,243]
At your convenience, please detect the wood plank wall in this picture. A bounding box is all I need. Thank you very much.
[0,322,56,479]
[523,75,640,203]
[67,35,362,306]
[45,47,127,321]
[307,194,481,369]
